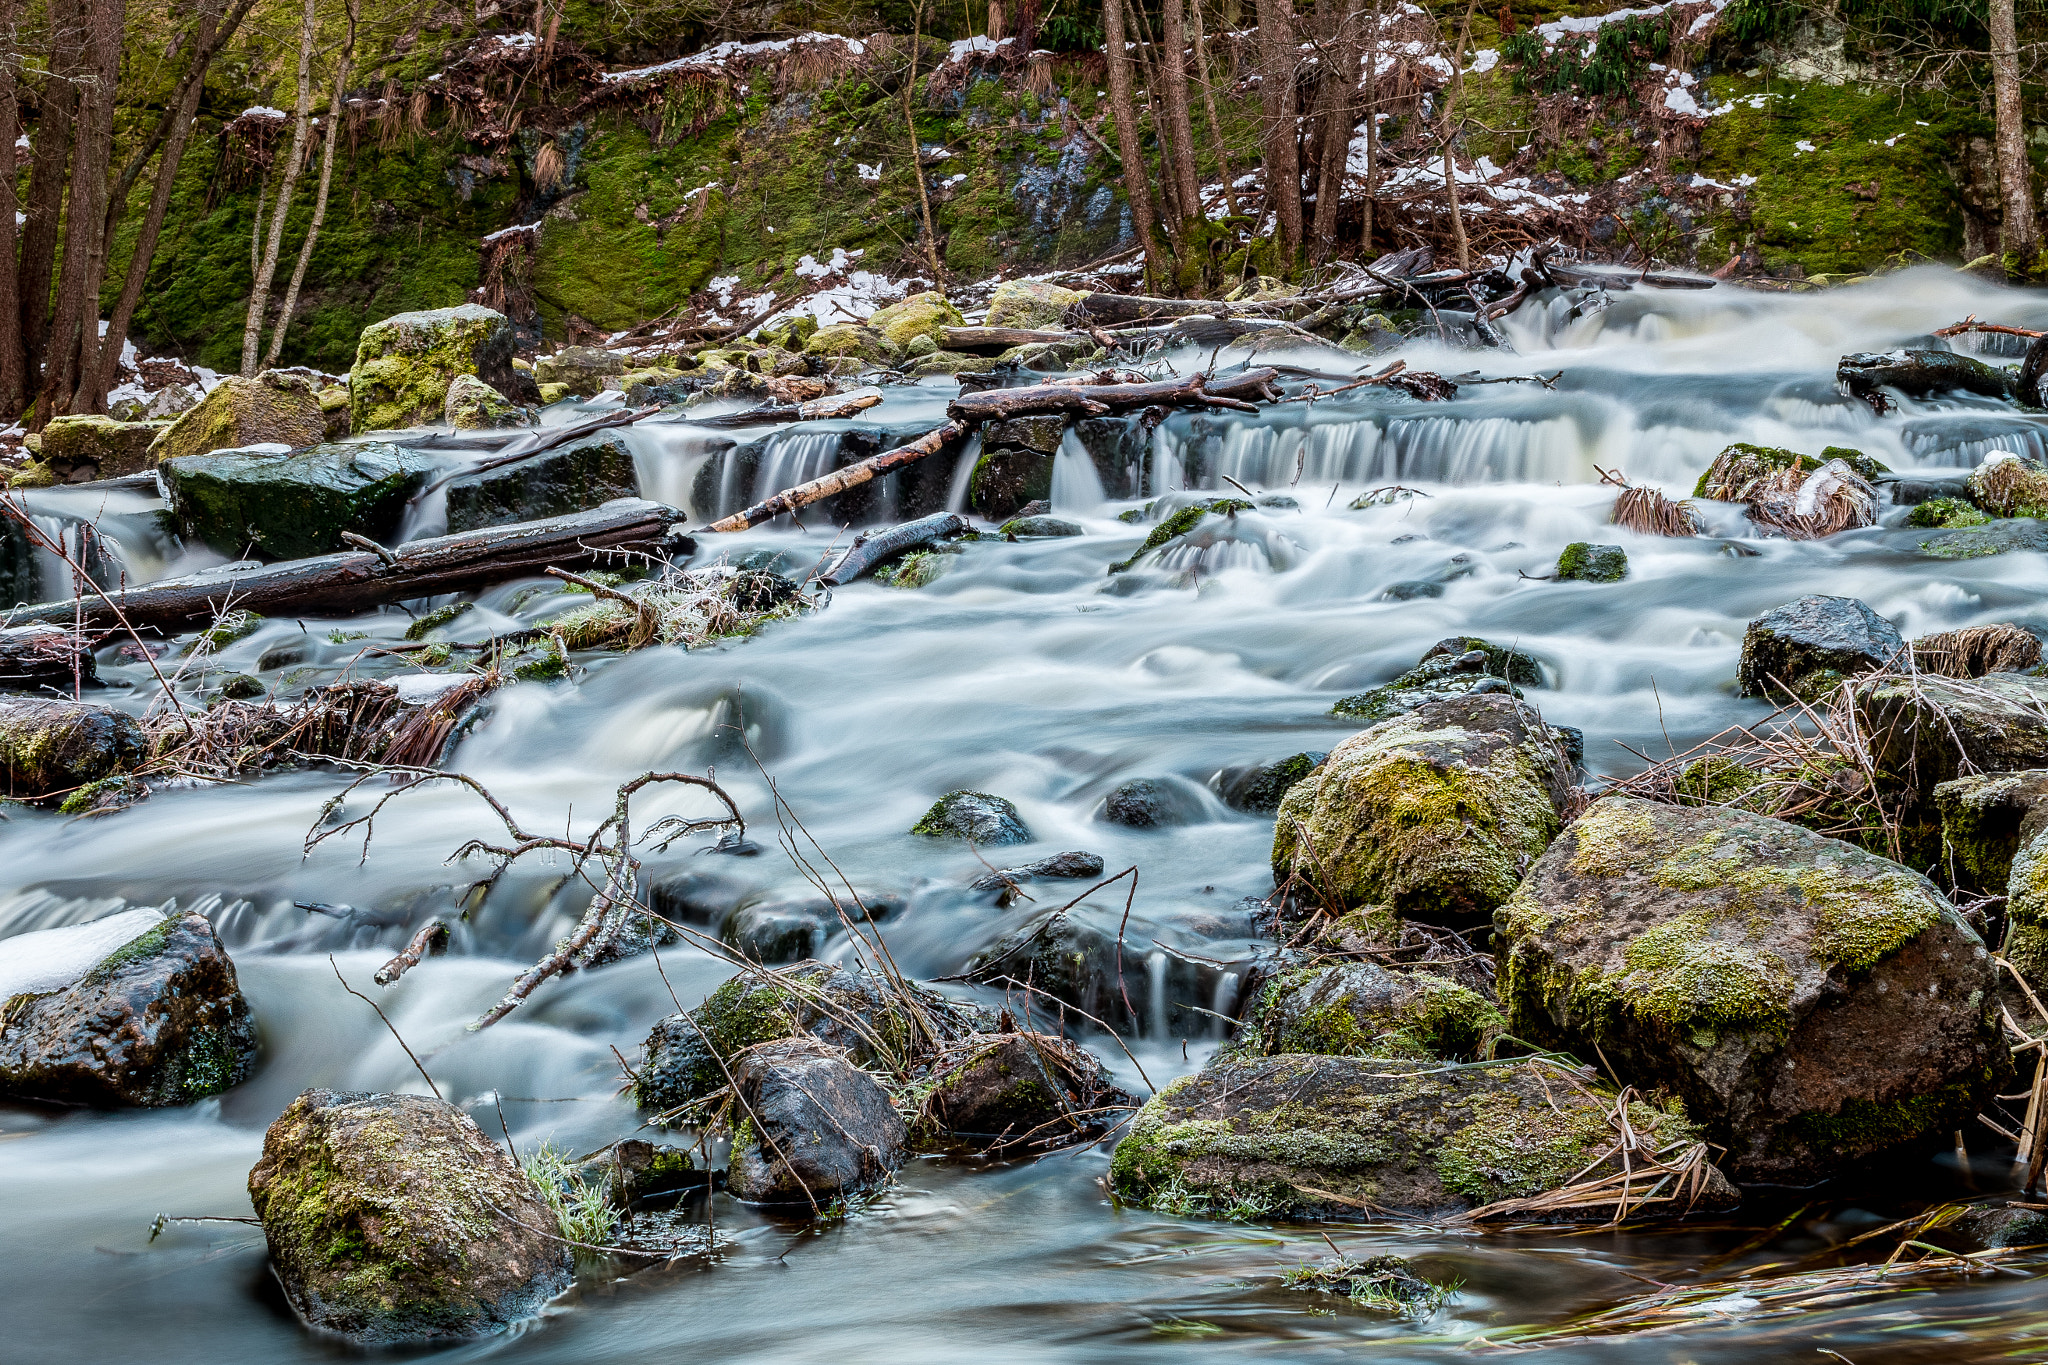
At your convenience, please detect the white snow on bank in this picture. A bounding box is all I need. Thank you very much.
[795,248,861,278]
[482,220,542,244]
[947,35,1013,62]
[241,105,286,119]
[856,162,884,181]
[600,32,866,84]
[1466,48,1499,74]
[0,907,166,1000]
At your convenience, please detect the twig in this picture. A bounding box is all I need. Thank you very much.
[329,955,441,1100]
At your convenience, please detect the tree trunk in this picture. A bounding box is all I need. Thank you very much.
[1015,0,1041,49]
[1189,0,1239,219]
[1991,0,2039,262]
[35,0,124,423]
[901,0,946,285]
[241,0,318,377]
[1158,0,1203,230]
[1361,0,1381,250]
[1310,0,1360,256]
[1124,0,1188,245]
[987,0,1006,40]
[1440,0,1479,272]
[0,0,25,417]
[1254,0,1303,265]
[16,0,83,398]
[264,2,356,370]
[1103,0,1169,284]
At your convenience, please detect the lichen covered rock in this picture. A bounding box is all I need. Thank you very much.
[803,323,902,367]
[1496,795,1999,1181]
[726,1037,908,1204]
[247,1089,571,1345]
[1855,671,2048,797]
[531,345,626,397]
[0,696,146,796]
[0,909,257,1106]
[1935,770,2048,891]
[443,372,527,429]
[911,789,1032,845]
[864,291,963,350]
[442,433,637,533]
[1218,752,1328,813]
[1555,541,1627,582]
[350,304,521,431]
[1271,693,1573,925]
[149,372,327,463]
[1738,594,1905,699]
[984,279,1084,330]
[1230,962,1504,1062]
[1332,637,1544,722]
[37,415,165,481]
[918,1031,1130,1148]
[161,441,434,559]
[1107,1052,1731,1221]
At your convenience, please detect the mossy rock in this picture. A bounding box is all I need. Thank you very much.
[1855,671,2048,800]
[246,1090,572,1345]
[888,550,949,588]
[983,414,1067,456]
[2005,821,2048,992]
[1332,636,1543,722]
[1966,455,2048,519]
[161,441,435,560]
[1229,962,1504,1062]
[37,415,166,480]
[149,372,327,464]
[1555,542,1627,583]
[970,449,1054,520]
[911,789,1031,844]
[532,345,625,397]
[349,303,519,431]
[1273,693,1572,925]
[1108,497,1253,574]
[865,291,963,350]
[1906,497,1990,530]
[443,373,526,430]
[1919,518,2048,560]
[1936,771,2048,893]
[1218,751,1328,814]
[442,432,637,534]
[7,459,58,489]
[1106,1051,1733,1221]
[536,381,572,405]
[1738,594,1905,700]
[0,696,146,797]
[904,350,1002,379]
[985,279,1084,330]
[804,323,902,366]
[1496,794,2001,1182]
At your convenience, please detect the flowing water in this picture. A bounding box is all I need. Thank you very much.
[8,267,2048,1361]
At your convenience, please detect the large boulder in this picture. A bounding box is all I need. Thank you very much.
[2005,822,2048,989]
[1855,671,2048,796]
[1496,795,2000,1182]
[1108,1052,1735,1221]
[350,304,523,431]
[37,415,165,481]
[161,441,434,559]
[148,372,327,463]
[910,789,1032,845]
[1271,694,1573,925]
[984,279,1085,330]
[726,1038,908,1204]
[0,696,145,797]
[1230,962,1504,1062]
[1332,636,1544,722]
[0,908,257,1106]
[918,1031,1130,1149]
[247,1089,571,1345]
[969,448,1054,520]
[443,373,527,430]
[442,433,638,534]
[1935,770,2048,892]
[865,291,963,350]
[531,345,625,397]
[803,323,902,367]
[1738,595,1906,700]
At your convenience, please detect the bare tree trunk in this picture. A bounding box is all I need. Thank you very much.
[0,0,25,416]
[1361,0,1380,251]
[1103,0,1169,284]
[17,0,83,397]
[264,2,356,370]
[1189,0,1240,219]
[1254,0,1303,264]
[36,0,124,422]
[1991,0,2039,262]
[902,0,945,284]
[1440,0,1478,271]
[1125,0,1188,246]
[1158,0,1203,229]
[1014,0,1040,49]
[1310,0,1361,256]
[242,0,318,377]
[987,0,1006,40]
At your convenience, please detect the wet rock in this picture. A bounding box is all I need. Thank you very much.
[0,623,98,691]
[1935,770,2048,891]
[351,304,527,431]
[573,1139,702,1206]
[2004,820,2048,990]
[218,673,266,700]
[1218,752,1328,814]
[962,904,1247,1033]
[149,372,326,463]
[1100,776,1208,828]
[1919,518,2048,560]
[443,372,528,430]
[36,415,164,481]
[1555,542,1627,583]
[1108,1052,1734,1221]
[985,279,1084,330]
[532,346,626,397]
[1948,1203,2048,1250]
[970,850,1106,904]
[721,891,902,964]
[804,323,902,367]
[1905,496,1990,529]
[918,1031,1131,1148]
[0,909,257,1106]
[998,514,1083,538]
[1333,636,1544,722]
[866,291,963,350]
[727,1037,908,1205]
[1273,694,1573,925]
[911,789,1032,845]
[1738,594,1906,700]
[442,433,638,533]
[0,696,145,796]
[1108,497,1253,574]
[984,415,1068,457]
[1882,472,1975,507]
[1838,350,2020,404]
[1496,795,1999,1182]
[635,959,988,1111]
[1230,962,1504,1062]
[1380,580,1443,601]
[1855,671,2048,796]
[246,1089,570,1345]
[970,448,1053,520]
[161,440,434,559]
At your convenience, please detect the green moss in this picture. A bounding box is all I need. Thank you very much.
[1436,1090,1614,1204]
[79,917,173,987]
[1788,1089,1961,1154]
[404,602,474,640]
[1555,542,1627,583]
[1108,498,1252,574]
[1906,497,1989,529]
[1618,908,1797,1039]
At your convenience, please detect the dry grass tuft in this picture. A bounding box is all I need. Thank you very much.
[1611,484,1703,537]
[1969,453,2048,518]
[1912,623,2044,678]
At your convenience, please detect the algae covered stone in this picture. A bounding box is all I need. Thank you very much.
[0,696,146,796]
[1230,962,1504,1061]
[37,415,164,481]
[912,789,1032,845]
[1496,795,1999,1181]
[161,441,435,559]
[865,291,963,350]
[1107,1052,1732,1221]
[1271,693,1572,925]
[350,304,521,431]
[442,432,638,533]
[1555,542,1627,582]
[1332,636,1543,722]
[149,372,326,463]
[985,279,1084,330]
[1738,594,1905,699]
[247,1089,571,1345]
[444,372,527,429]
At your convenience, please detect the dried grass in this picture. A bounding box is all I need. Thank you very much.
[532,140,565,191]
[1912,624,2044,679]
[142,673,497,781]
[1458,1085,1724,1225]
[542,566,818,654]
[1695,447,1877,539]
[1969,454,2048,518]
[1601,467,1702,536]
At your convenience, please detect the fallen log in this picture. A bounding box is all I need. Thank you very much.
[7,499,692,631]
[685,391,883,429]
[702,421,968,534]
[946,368,1277,423]
[819,511,972,586]
[942,326,1084,353]
[1934,317,2047,341]
[1837,349,2022,410]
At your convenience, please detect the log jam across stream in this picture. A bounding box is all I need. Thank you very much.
[9,267,2048,1363]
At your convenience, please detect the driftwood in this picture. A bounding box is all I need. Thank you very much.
[1935,317,2047,341]
[0,623,98,690]
[685,391,882,429]
[375,919,449,986]
[1546,262,1717,291]
[946,368,1279,423]
[1837,349,2027,410]
[702,421,968,534]
[942,326,1082,353]
[819,512,972,586]
[421,405,662,495]
[8,499,692,631]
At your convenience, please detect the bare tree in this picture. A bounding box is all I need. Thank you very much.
[1103,0,1168,282]
[1189,0,1240,219]
[1439,0,1480,271]
[1990,0,2039,260]
[1309,0,1361,256]
[35,0,124,421]
[1360,0,1383,250]
[0,0,24,414]
[242,0,319,376]
[902,0,945,285]
[264,0,358,369]
[16,0,83,403]
[1158,0,1203,231]
[1254,0,1303,263]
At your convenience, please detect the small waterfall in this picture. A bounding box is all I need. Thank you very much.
[944,432,984,513]
[1051,430,1107,512]
[626,421,733,519]
[1211,970,1241,1040]
[1147,949,1168,1039]
[750,431,844,519]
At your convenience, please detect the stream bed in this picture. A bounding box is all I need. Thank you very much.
[6,267,2048,1362]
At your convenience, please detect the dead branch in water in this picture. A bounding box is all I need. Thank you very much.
[374,919,449,986]
[702,421,967,533]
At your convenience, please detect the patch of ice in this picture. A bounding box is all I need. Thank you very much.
[0,907,167,999]
[241,105,287,119]
[857,162,884,181]
[1466,48,1499,74]
[390,673,473,705]
[1793,139,1816,154]
[482,220,542,244]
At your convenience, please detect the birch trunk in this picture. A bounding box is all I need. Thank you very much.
[1103,0,1169,283]
[241,0,318,376]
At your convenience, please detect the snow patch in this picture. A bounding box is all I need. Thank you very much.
[390,673,474,706]
[600,32,866,85]
[0,907,167,1000]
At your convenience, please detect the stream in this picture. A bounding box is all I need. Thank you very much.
[6,265,2048,1361]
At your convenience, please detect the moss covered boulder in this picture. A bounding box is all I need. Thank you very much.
[1218,752,1328,813]
[2005,822,2048,990]
[1332,637,1544,722]
[1936,770,2048,892]
[912,789,1032,845]
[985,279,1084,330]
[149,372,327,463]
[1272,693,1572,925]
[865,291,962,350]
[442,433,637,534]
[1555,542,1627,583]
[969,448,1054,520]
[161,441,435,559]
[247,1089,571,1345]
[804,323,902,367]
[1496,795,2000,1182]
[0,909,257,1107]
[1107,1052,1733,1221]
[1231,962,1504,1062]
[443,373,527,430]
[1108,497,1253,574]
[918,1030,1130,1148]
[37,415,166,481]
[1855,671,2048,797]
[350,304,521,431]
[1738,594,1906,700]
[531,345,626,397]
[0,696,145,797]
